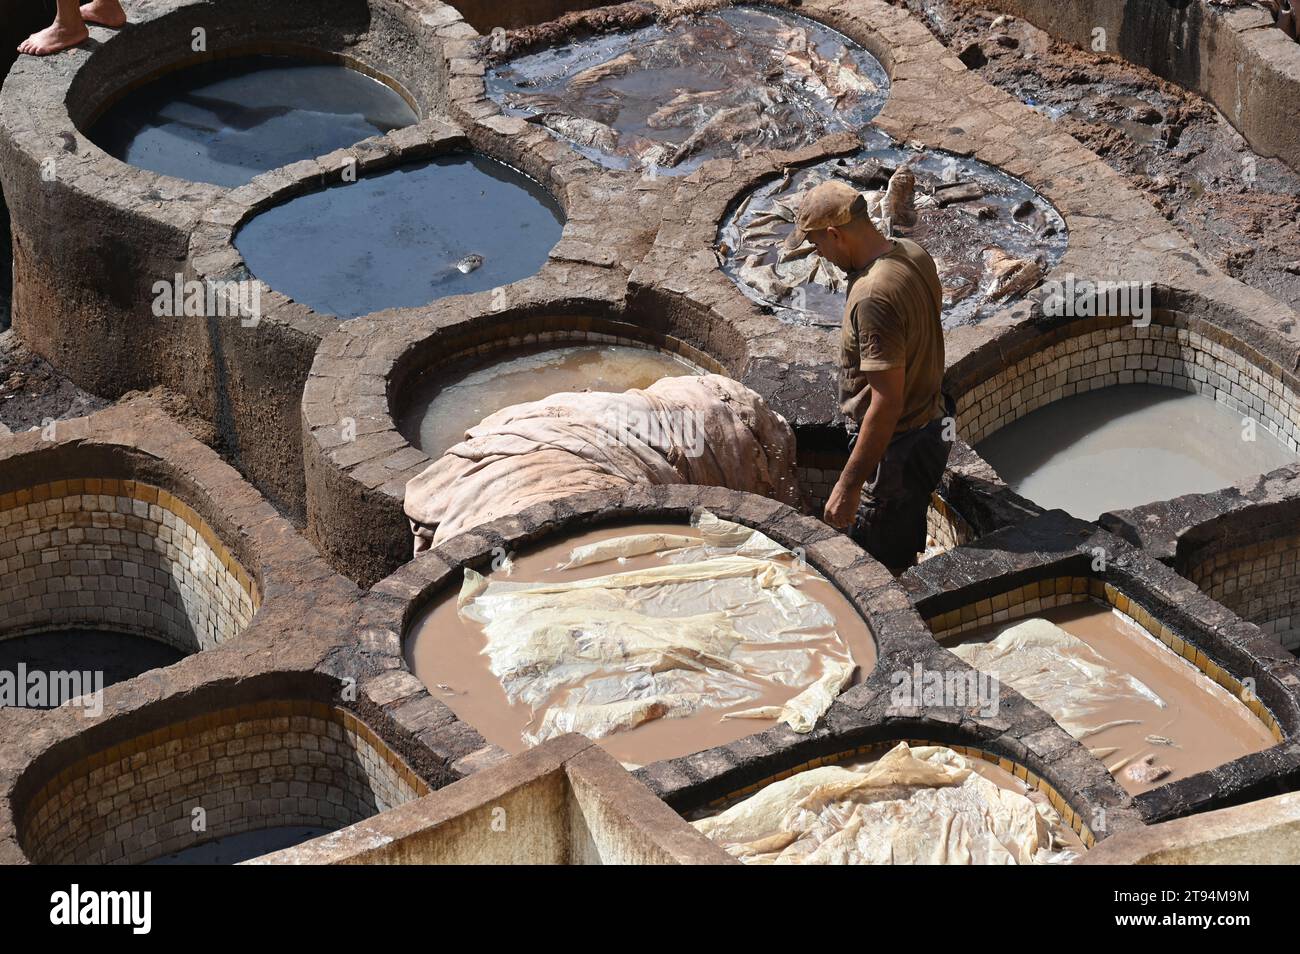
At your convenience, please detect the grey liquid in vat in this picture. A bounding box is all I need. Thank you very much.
[88,55,417,188]
[976,384,1298,520]
[148,826,330,865]
[234,154,565,319]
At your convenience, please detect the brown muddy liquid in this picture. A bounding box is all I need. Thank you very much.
[955,601,1274,795]
[397,344,701,458]
[404,522,876,767]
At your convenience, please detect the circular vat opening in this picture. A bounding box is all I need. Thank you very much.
[15,697,427,864]
[925,575,1280,796]
[403,514,877,768]
[1177,500,1300,653]
[0,477,259,707]
[84,51,418,188]
[720,134,1067,327]
[485,4,889,175]
[685,738,1089,864]
[235,153,565,319]
[392,319,718,459]
[959,318,1299,521]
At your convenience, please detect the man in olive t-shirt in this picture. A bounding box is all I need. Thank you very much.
[794,179,951,574]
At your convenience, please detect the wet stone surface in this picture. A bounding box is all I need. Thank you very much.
[0,630,185,707]
[907,0,1300,312]
[397,342,701,458]
[486,4,888,174]
[234,153,564,319]
[719,132,1067,327]
[87,55,418,188]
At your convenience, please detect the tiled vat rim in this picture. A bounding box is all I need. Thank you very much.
[350,484,922,785]
[301,289,738,587]
[954,309,1300,449]
[695,736,1100,849]
[1101,467,1300,652]
[903,512,1300,823]
[16,698,429,865]
[0,478,258,653]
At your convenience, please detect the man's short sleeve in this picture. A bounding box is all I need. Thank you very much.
[851,297,906,372]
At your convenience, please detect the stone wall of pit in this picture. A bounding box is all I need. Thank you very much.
[955,310,1300,450]
[0,478,257,652]
[978,0,1300,173]
[17,697,426,864]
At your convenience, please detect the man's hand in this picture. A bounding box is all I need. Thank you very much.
[824,479,861,529]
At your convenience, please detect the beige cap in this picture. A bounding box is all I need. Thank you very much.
[791,179,867,245]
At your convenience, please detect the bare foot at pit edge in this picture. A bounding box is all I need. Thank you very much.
[80,0,127,28]
[17,21,90,56]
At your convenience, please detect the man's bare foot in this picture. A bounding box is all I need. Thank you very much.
[80,0,127,28]
[17,21,90,56]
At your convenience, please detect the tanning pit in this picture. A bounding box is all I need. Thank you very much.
[14,691,428,864]
[684,737,1091,864]
[234,153,565,319]
[954,312,1300,523]
[404,513,877,768]
[930,579,1277,796]
[719,134,1067,327]
[484,4,889,174]
[904,512,1300,819]
[85,52,418,188]
[396,334,707,459]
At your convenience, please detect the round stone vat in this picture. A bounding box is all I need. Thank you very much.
[905,514,1300,821]
[485,3,889,174]
[396,338,706,459]
[0,400,329,709]
[404,515,877,767]
[719,134,1068,327]
[927,576,1278,796]
[949,308,1300,526]
[14,693,428,864]
[357,486,903,781]
[303,305,730,586]
[679,736,1095,864]
[84,52,418,188]
[234,152,564,318]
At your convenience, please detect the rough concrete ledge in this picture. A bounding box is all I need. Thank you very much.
[349,485,910,790]
[251,733,737,864]
[980,0,1300,174]
[302,280,732,586]
[1081,789,1300,864]
[901,510,1300,825]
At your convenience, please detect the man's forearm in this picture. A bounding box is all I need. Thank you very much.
[839,400,900,491]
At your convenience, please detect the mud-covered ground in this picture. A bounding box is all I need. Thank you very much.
[905,0,1300,310]
[0,331,107,435]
